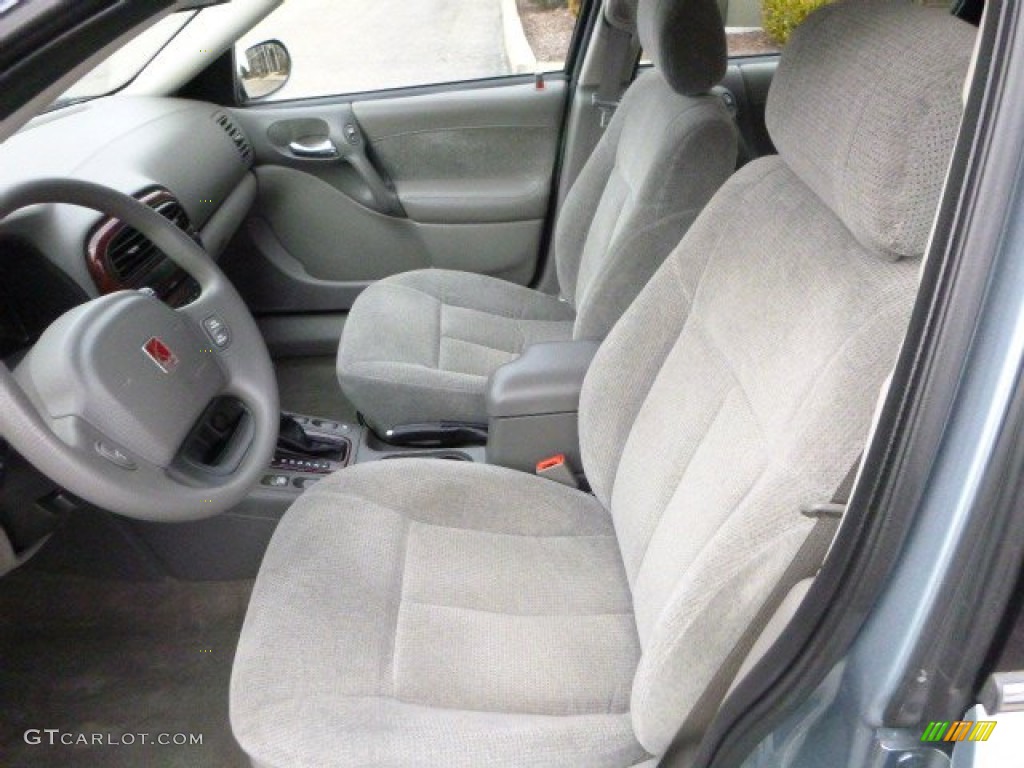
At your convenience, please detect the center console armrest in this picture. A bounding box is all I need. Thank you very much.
[485,340,601,474]
[487,340,601,417]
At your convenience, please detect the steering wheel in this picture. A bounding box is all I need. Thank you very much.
[0,179,279,521]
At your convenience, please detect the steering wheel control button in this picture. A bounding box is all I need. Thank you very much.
[202,315,231,349]
[95,441,137,470]
[261,474,290,488]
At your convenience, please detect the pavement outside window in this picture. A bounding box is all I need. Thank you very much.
[239,0,512,99]
[236,0,578,101]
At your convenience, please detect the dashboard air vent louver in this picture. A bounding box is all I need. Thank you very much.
[85,188,202,306]
[214,112,253,164]
[108,196,190,284]
[107,226,159,284]
[101,193,193,285]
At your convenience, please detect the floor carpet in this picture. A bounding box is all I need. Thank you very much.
[0,571,253,767]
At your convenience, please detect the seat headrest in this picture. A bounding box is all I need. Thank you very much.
[605,0,638,31]
[637,0,727,96]
[766,1,976,261]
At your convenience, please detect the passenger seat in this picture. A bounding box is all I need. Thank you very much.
[337,0,738,432]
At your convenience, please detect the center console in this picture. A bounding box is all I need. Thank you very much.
[262,415,355,491]
[257,412,486,498]
[484,340,601,475]
[260,339,599,497]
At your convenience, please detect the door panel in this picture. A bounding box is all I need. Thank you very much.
[355,84,564,223]
[225,80,566,314]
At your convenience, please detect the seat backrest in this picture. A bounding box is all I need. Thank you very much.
[554,0,737,341]
[577,0,975,755]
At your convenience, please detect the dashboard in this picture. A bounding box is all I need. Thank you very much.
[0,96,257,358]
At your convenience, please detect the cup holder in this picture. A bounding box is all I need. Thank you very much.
[381,450,472,462]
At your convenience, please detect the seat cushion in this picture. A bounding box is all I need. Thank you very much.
[231,459,649,768]
[337,269,575,430]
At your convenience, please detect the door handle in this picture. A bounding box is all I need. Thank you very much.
[276,118,405,217]
[288,137,339,159]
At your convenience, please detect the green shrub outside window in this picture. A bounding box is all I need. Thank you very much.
[761,0,833,45]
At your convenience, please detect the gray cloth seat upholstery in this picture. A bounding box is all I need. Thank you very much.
[338,0,738,431]
[233,3,975,766]
[231,460,647,767]
[332,269,576,427]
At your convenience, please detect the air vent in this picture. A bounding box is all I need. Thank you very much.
[214,112,253,164]
[106,198,191,284]
[87,189,197,292]
[107,225,160,284]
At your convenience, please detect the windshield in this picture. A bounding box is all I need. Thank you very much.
[49,10,196,110]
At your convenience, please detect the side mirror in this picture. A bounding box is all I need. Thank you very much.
[238,39,291,101]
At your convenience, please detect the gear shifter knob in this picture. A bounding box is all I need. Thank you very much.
[277,414,343,458]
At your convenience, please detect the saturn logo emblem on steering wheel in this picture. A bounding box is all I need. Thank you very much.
[142,336,179,374]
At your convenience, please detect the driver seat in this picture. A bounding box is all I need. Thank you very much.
[230,3,974,766]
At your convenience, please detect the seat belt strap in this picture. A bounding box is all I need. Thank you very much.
[789,452,863,584]
[831,452,862,506]
[593,20,637,128]
[656,453,864,767]
[800,451,862,522]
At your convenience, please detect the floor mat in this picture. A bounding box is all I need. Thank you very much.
[275,355,358,423]
[0,571,252,767]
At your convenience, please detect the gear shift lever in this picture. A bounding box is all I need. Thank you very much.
[277,414,344,458]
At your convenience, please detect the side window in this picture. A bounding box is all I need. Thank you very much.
[724,0,953,57]
[235,0,581,102]
[723,0,783,57]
